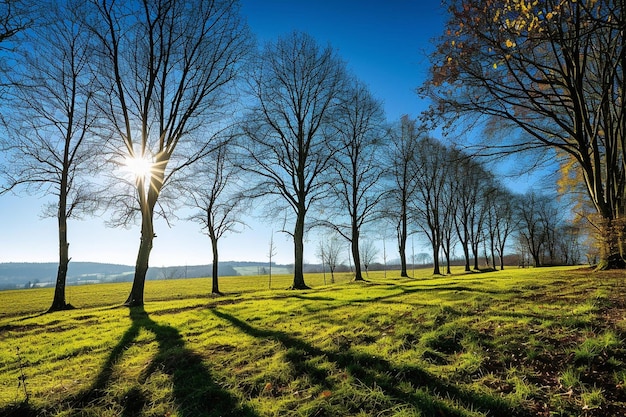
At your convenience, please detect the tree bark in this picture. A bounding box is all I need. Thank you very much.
[498,246,505,270]
[443,239,451,275]
[125,181,155,306]
[211,234,220,294]
[472,242,480,270]
[597,216,626,270]
[291,210,309,289]
[49,208,71,312]
[432,240,441,275]
[49,168,72,312]
[125,229,152,306]
[398,212,409,277]
[352,227,364,281]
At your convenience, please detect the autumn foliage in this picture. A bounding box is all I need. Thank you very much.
[424,0,626,267]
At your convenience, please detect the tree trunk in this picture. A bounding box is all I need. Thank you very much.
[460,240,470,272]
[472,242,479,270]
[352,227,364,281]
[291,210,309,289]
[211,235,220,294]
[49,204,72,312]
[124,192,154,306]
[398,215,408,277]
[442,238,451,275]
[498,245,505,270]
[432,241,441,275]
[125,230,152,306]
[597,216,626,269]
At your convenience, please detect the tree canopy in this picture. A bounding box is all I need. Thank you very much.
[423,0,626,267]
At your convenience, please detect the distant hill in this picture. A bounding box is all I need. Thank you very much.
[0,261,292,290]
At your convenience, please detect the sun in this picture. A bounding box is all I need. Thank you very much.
[123,154,153,183]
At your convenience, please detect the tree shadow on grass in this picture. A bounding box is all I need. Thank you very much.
[0,307,258,417]
[210,308,533,417]
[84,306,259,417]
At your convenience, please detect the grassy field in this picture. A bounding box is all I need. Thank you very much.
[1,266,626,416]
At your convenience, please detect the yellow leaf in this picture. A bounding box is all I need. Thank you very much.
[493,63,498,69]
[319,390,332,398]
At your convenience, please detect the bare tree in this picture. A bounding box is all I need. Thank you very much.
[450,153,493,271]
[86,0,251,306]
[423,0,626,269]
[516,192,552,268]
[385,115,422,277]
[440,202,457,275]
[323,79,385,281]
[441,156,459,275]
[557,224,583,265]
[1,0,98,312]
[187,142,246,295]
[268,231,277,289]
[240,31,347,289]
[486,186,516,270]
[316,234,343,284]
[360,239,379,277]
[410,136,451,275]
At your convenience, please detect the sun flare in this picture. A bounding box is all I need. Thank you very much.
[124,154,153,183]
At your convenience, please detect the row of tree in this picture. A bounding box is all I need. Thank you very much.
[0,0,254,310]
[423,0,626,270]
[0,0,609,312]
[318,116,587,279]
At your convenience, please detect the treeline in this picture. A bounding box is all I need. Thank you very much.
[316,115,585,278]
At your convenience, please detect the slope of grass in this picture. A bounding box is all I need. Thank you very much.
[1,266,625,416]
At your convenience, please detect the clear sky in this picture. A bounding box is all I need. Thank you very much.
[0,1,449,267]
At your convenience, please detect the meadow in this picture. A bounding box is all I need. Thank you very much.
[1,266,625,416]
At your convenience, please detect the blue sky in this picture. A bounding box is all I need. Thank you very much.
[241,0,446,121]
[1,1,448,267]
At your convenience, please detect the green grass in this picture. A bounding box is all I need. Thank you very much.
[1,266,626,416]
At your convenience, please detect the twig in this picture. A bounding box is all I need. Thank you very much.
[16,346,29,403]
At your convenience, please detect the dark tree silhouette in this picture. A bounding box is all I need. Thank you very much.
[516,192,551,268]
[386,116,421,277]
[1,1,98,312]
[240,31,347,289]
[86,0,251,306]
[449,153,494,271]
[324,79,385,281]
[188,142,246,295]
[484,185,516,270]
[410,137,451,276]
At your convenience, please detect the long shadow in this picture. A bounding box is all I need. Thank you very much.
[70,306,258,417]
[210,308,531,417]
